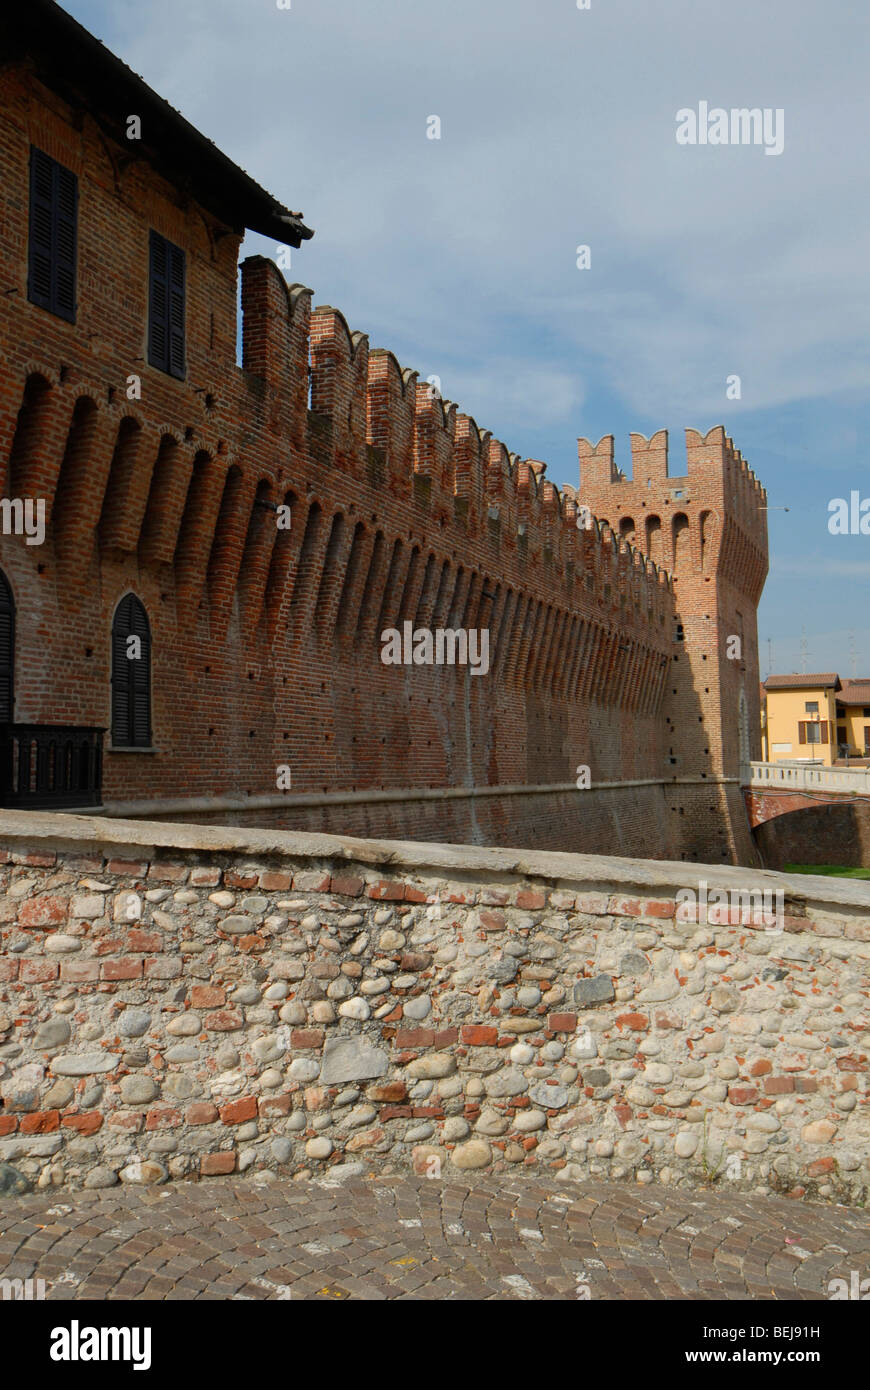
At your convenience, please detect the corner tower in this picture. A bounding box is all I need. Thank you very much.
[579,427,768,861]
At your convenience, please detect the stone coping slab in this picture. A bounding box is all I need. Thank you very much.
[92,772,738,820]
[0,809,868,913]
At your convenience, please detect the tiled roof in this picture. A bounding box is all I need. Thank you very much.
[764,674,841,691]
[837,681,870,706]
[0,0,314,247]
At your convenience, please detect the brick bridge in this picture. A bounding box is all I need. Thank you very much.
[745,762,870,827]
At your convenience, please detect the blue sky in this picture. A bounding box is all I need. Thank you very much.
[64,0,870,676]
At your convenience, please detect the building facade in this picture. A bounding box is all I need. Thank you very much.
[0,1,768,864]
[764,674,870,764]
[836,681,870,760]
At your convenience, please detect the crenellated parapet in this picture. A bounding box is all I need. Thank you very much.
[579,426,768,602]
[241,257,310,453]
[309,305,369,477]
[577,433,622,488]
[413,381,456,491]
[365,349,416,488]
[630,428,670,484]
[453,414,489,524]
[237,258,674,627]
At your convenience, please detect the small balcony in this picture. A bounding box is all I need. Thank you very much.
[0,724,104,809]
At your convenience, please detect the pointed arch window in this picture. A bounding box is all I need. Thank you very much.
[111,595,152,747]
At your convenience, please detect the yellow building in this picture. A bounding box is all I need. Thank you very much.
[763,674,841,765]
[836,681,870,759]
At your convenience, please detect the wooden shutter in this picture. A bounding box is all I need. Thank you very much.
[149,231,185,377]
[54,164,78,321]
[111,595,151,746]
[0,571,14,724]
[28,149,54,311]
[111,600,131,745]
[148,231,169,372]
[28,148,77,323]
[819,720,829,744]
[798,721,806,744]
[167,242,185,378]
[129,599,151,745]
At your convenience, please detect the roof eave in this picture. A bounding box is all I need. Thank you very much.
[1,0,314,248]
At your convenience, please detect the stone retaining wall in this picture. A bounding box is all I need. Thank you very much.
[0,812,867,1202]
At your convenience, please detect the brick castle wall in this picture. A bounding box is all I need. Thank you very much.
[0,59,766,866]
[133,780,758,868]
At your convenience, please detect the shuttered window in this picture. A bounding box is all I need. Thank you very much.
[28,147,78,323]
[111,595,152,747]
[798,721,826,746]
[148,230,185,378]
[0,570,14,723]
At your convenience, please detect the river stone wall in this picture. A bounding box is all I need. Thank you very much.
[0,812,867,1202]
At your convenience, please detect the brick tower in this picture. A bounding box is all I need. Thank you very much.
[579,427,768,862]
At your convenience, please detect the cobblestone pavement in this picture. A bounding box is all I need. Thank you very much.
[0,1176,866,1301]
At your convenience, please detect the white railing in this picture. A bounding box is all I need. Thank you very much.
[749,760,870,794]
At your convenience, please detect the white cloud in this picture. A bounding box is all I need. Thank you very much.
[75,0,869,429]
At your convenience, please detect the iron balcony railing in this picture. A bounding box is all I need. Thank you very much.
[0,724,104,808]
